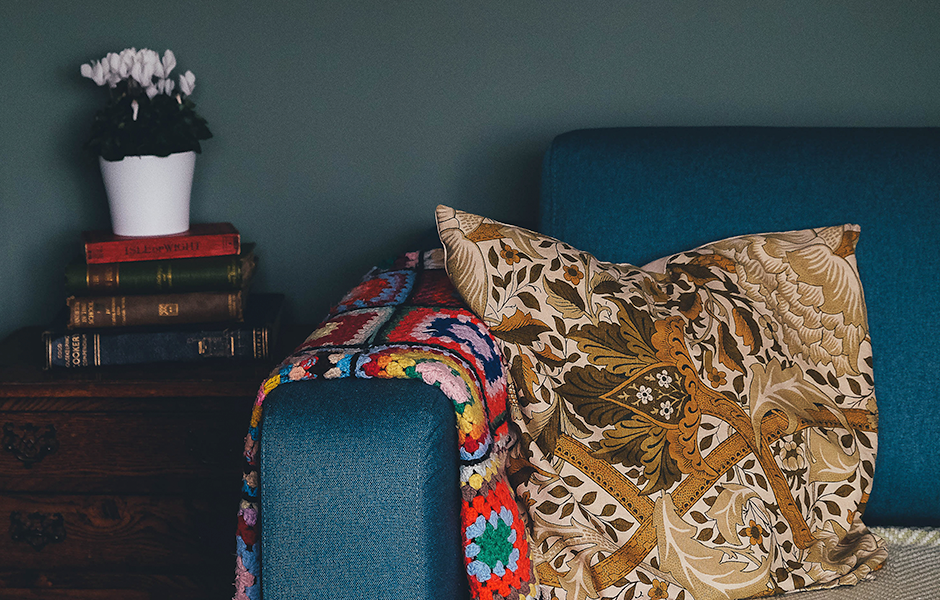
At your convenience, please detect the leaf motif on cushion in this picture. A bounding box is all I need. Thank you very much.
[557,365,633,428]
[677,291,703,320]
[567,320,657,378]
[532,344,566,370]
[807,428,859,484]
[590,271,624,295]
[489,308,551,345]
[656,494,773,600]
[565,297,659,376]
[732,307,762,354]
[717,321,746,374]
[593,417,682,495]
[704,484,761,546]
[465,221,504,242]
[545,276,587,320]
[748,358,849,446]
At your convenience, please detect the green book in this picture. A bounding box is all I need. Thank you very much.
[65,243,256,295]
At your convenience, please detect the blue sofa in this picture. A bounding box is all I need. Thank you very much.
[258,127,939,599]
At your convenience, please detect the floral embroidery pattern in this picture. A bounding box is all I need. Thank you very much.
[437,206,885,600]
[233,250,536,600]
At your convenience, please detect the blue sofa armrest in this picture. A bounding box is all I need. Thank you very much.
[260,377,471,600]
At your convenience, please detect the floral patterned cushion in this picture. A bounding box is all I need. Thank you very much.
[436,205,886,600]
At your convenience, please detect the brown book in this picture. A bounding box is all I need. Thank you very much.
[66,290,245,329]
[82,223,240,264]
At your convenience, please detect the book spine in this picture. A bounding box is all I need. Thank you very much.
[84,233,240,264]
[66,291,244,329]
[65,252,255,295]
[43,327,267,368]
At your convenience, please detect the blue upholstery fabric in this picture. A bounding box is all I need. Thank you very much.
[260,377,471,600]
[539,127,940,526]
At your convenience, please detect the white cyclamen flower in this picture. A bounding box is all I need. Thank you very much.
[161,50,177,78]
[83,48,192,96]
[102,52,122,86]
[106,52,122,74]
[80,60,110,86]
[140,49,159,82]
[140,49,159,69]
[130,60,143,86]
[178,70,195,96]
[130,49,158,88]
[118,48,136,79]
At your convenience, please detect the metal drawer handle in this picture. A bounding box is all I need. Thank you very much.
[2,422,59,467]
[9,511,66,551]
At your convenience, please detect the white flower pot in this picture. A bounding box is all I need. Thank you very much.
[99,151,196,237]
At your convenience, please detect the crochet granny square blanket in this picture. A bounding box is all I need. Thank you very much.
[234,249,537,600]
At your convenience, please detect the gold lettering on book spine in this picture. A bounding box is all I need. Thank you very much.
[87,264,118,291]
[158,303,179,317]
[155,264,170,290]
[105,296,126,326]
[71,299,97,327]
[69,334,82,367]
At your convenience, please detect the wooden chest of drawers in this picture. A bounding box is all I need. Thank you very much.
[0,326,296,599]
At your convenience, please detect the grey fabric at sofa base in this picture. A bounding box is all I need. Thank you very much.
[795,527,940,600]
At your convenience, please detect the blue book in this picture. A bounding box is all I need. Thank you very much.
[43,293,283,368]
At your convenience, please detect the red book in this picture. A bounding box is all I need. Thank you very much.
[83,223,240,264]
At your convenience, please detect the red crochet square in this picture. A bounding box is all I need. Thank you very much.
[299,307,393,349]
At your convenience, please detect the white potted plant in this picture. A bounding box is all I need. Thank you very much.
[80,48,212,237]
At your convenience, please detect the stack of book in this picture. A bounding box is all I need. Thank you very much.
[43,223,284,368]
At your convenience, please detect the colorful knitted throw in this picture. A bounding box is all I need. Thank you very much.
[233,249,537,600]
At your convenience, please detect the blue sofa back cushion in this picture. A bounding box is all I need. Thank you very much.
[539,127,939,526]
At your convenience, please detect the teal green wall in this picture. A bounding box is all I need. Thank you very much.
[2,2,939,340]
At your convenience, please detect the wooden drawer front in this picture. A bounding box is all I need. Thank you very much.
[0,411,247,492]
[0,493,236,571]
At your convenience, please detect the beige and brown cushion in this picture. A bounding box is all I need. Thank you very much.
[436,205,885,600]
